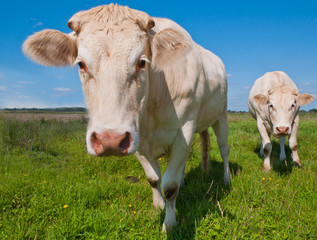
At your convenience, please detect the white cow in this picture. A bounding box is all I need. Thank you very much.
[248,71,313,171]
[22,4,230,231]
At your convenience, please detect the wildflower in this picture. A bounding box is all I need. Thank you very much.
[262,177,265,181]
[129,204,132,208]
[158,158,161,161]
[269,178,272,180]
[133,211,136,214]
[63,205,68,209]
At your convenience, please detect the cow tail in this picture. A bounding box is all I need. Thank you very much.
[199,129,210,174]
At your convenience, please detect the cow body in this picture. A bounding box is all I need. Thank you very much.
[248,71,313,171]
[22,4,230,231]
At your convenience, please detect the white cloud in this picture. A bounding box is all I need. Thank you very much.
[227,73,233,77]
[33,22,43,28]
[0,86,7,91]
[243,86,251,90]
[53,87,72,92]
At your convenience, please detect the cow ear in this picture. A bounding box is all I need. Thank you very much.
[22,30,77,66]
[254,94,269,105]
[150,28,191,70]
[297,93,313,106]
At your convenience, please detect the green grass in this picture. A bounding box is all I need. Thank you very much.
[0,113,316,239]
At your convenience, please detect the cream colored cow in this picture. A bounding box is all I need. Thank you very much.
[248,71,313,171]
[23,4,230,231]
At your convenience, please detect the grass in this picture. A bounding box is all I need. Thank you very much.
[0,113,316,239]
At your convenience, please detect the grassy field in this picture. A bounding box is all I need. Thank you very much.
[0,113,316,239]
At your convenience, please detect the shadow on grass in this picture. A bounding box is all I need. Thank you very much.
[253,140,294,175]
[163,159,241,239]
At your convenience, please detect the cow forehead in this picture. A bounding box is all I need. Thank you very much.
[77,25,148,70]
[79,22,147,51]
[269,91,295,105]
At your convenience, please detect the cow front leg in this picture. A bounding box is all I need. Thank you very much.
[279,137,286,161]
[135,152,165,210]
[289,115,301,167]
[257,117,272,171]
[162,120,195,232]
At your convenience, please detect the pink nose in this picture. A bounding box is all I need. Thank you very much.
[90,130,131,156]
[276,127,289,135]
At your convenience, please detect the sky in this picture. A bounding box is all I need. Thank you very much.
[0,0,316,111]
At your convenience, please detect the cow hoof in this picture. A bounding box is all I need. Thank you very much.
[293,161,302,168]
[224,174,231,186]
[279,154,286,161]
[162,221,176,233]
[262,166,271,172]
[153,198,165,210]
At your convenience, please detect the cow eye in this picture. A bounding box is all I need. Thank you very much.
[291,103,295,108]
[138,59,146,69]
[76,59,88,73]
[269,104,274,110]
[136,55,150,71]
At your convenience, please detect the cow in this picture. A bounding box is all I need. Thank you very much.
[248,71,313,171]
[22,4,230,231]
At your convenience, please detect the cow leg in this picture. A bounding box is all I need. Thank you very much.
[289,115,301,167]
[257,116,272,171]
[260,140,264,157]
[200,129,210,174]
[135,152,165,210]
[162,120,195,232]
[279,137,286,161]
[211,110,230,185]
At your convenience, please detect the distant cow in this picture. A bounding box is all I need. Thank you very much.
[248,71,313,171]
[22,4,230,231]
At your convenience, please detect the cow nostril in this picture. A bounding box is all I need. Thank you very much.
[119,132,131,152]
[276,127,280,133]
[285,127,289,133]
[91,132,102,148]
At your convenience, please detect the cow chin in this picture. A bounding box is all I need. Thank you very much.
[86,128,139,157]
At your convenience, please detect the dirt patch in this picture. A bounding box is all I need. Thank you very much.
[0,112,87,122]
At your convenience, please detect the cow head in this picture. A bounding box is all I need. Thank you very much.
[254,85,313,136]
[22,4,191,156]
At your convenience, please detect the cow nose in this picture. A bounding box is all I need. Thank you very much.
[276,127,289,135]
[90,130,131,156]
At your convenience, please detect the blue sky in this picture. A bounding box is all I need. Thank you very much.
[0,0,316,110]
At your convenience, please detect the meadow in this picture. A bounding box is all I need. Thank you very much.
[0,112,316,239]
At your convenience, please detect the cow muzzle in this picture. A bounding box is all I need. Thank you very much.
[90,130,132,156]
[275,126,289,135]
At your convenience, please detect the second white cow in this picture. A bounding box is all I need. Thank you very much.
[22,4,230,231]
[248,71,313,171]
